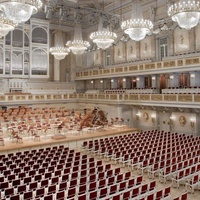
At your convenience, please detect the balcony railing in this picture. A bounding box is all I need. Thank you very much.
[1,93,200,107]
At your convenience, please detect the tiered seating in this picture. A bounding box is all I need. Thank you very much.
[0,145,153,200]
[83,130,200,193]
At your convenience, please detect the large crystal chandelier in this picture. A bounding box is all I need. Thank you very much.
[66,25,90,55]
[0,0,42,24]
[50,31,70,60]
[168,0,200,30]
[121,0,153,42]
[0,12,16,37]
[90,16,117,50]
[49,47,70,60]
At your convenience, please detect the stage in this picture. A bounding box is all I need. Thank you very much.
[0,126,139,153]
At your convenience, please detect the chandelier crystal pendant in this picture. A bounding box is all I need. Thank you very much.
[49,47,70,60]
[0,12,16,37]
[90,16,117,50]
[121,0,153,42]
[168,0,200,30]
[0,0,42,24]
[66,25,90,55]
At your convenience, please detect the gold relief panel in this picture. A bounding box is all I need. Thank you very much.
[88,94,94,99]
[98,94,105,100]
[47,95,51,99]
[185,58,199,65]
[111,69,115,73]
[194,94,200,102]
[80,72,83,76]
[69,94,77,98]
[156,62,162,68]
[129,66,138,71]
[177,60,183,66]
[145,64,155,70]
[84,72,88,76]
[103,69,110,74]
[124,94,129,100]
[63,94,68,99]
[115,68,123,73]
[21,96,26,100]
[163,61,176,67]
[28,95,33,100]
[89,71,92,75]
[124,67,128,72]
[78,94,84,98]
[35,95,40,100]
[151,94,162,101]
[93,70,98,75]
[140,94,150,100]
[106,95,110,99]
[110,94,117,100]
[129,94,139,100]
[143,112,149,122]
[139,65,143,70]
[178,94,192,102]
[99,69,102,74]
[16,96,20,100]
[53,95,61,99]
[164,95,177,101]
[179,115,187,127]
[8,95,13,101]
[76,72,80,77]
[0,96,5,100]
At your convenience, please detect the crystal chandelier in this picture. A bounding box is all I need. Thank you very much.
[90,16,117,50]
[0,0,42,24]
[66,25,90,55]
[121,0,153,42]
[50,30,70,60]
[168,0,200,30]
[0,12,16,37]
[49,47,70,60]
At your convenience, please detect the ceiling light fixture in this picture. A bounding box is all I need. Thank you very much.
[50,30,70,60]
[0,0,42,24]
[121,0,153,41]
[0,12,16,37]
[49,47,70,60]
[66,24,90,55]
[90,15,117,50]
[168,0,200,30]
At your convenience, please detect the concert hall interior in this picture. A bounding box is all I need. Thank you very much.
[0,0,200,200]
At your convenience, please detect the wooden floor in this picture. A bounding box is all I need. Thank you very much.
[0,126,139,153]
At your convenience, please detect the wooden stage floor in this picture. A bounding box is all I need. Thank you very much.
[0,127,139,153]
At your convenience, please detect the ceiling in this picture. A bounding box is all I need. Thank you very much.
[34,0,175,37]
[37,0,122,29]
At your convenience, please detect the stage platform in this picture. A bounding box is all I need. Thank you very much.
[0,127,139,153]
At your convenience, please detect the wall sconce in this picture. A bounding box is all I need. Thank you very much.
[136,78,140,81]
[111,79,114,83]
[152,76,155,81]
[170,75,174,79]
[190,118,195,128]
[91,80,94,84]
[100,80,103,83]
[151,114,156,123]
[123,78,126,82]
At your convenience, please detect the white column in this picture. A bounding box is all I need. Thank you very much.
[53,31,65,82]
[54,58,60,82]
